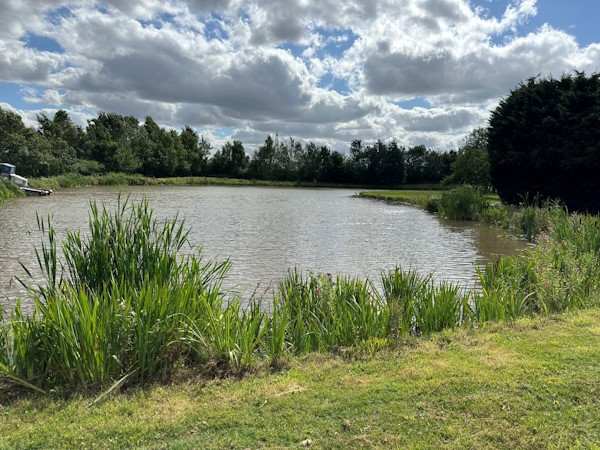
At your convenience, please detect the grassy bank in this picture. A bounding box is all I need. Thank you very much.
[360,188,500,212]
[0,178,25,203]
[27,172,371,192]
[1,308,599,448]
[360,189,443,211]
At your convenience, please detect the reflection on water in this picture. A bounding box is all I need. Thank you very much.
[0,186,526,313]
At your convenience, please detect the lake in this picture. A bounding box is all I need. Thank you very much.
[0,186,525,313]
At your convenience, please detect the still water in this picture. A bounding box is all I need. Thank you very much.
[0,186,525,312]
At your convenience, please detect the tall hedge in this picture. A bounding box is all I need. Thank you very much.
[488,73,600,212]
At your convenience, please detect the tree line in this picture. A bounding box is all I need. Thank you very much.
[0,107,465,185]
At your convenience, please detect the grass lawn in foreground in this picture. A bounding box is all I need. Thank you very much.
[1,308,599,449]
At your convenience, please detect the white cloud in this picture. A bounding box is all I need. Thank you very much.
[0,39,65,83]
[0,0,598,151]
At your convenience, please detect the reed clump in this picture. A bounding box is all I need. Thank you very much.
[475,204,600,321]
[438,185,489,220]
[0,196,238,394]
[2,198,600,397]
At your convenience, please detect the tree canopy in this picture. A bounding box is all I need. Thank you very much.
[488,72,600,212]
[0,107,460,186]
[442,128,490,190]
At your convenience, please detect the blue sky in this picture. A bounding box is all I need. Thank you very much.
[1,0,598,152]
[484,1,600,47]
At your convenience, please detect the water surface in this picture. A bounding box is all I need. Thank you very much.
[0,186,525,312]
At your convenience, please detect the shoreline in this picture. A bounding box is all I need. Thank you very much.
[26,173,386,192]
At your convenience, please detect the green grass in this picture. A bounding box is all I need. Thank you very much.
[0,178,25,202]
[360,190,443,211]
[27,172,369,191]
[1,308,599,449]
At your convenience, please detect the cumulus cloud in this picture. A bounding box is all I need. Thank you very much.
[0,39,64,82]
[0,0,598,151]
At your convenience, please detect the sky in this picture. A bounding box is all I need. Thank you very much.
[0,0,599,153]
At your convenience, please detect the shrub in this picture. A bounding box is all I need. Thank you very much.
[479,204,513,229]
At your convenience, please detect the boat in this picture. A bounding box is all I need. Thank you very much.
[0,163,52,196]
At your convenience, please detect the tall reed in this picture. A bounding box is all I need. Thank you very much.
[2,196,233,393]
[438,185,488,220]
[275,271,387,353]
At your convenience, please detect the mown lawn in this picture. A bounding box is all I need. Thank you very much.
[2,308,599,449]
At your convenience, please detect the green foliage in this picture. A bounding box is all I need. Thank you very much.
[514,203,549,241]
[0,106,465,186]
[359,190,443,211]
[4,308,600,449]
[180,126,210,176]
[442,128,491,190]
[276,271,389,353]
[84,112,142,174]
[479,203,513,229]
[404,145,457,184]
[0,107,63,177]
[489,72,600,212]
[425,196,440,213]
[0,178,25,202]
[475,206,600,317]
[438,185,489,220]
[349,139,408,185]
[209,140,249,177]
[1,197,231,392]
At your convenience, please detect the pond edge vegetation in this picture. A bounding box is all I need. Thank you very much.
[0,177,25,203]
[25,172,376,192]
[2,195,599,401]
[360,185,552,243]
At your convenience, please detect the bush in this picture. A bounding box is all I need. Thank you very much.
[1,196,235,393]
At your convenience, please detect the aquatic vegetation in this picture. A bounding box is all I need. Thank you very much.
[479,203,513,229]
